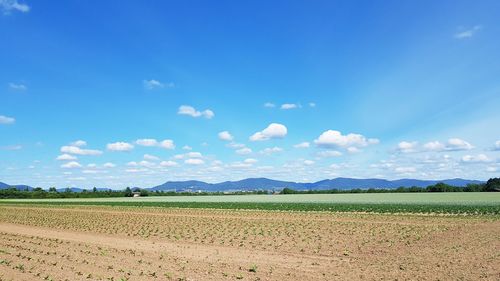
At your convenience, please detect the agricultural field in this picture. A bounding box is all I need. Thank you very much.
[0,199,499,280]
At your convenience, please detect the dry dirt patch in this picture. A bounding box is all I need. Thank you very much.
[0,205,498,280]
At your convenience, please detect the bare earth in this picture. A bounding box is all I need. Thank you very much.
[0,205,498,281]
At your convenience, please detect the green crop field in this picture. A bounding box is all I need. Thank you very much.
[1,192,499,214]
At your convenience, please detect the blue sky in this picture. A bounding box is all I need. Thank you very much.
[1,0,499,189]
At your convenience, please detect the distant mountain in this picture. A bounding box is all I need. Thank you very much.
[0,182,33,191]
[150,177,485,192]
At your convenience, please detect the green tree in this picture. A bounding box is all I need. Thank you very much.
[484,178,500,192]
[124,187,133,197]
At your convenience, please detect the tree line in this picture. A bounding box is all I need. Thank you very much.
[0,178,498,199]
[281,178,500,194]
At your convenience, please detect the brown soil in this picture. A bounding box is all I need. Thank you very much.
[0,205,498,281]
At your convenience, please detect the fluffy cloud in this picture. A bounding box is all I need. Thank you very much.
[281,103,298,110]
[143,154,159,161]
[185,152,203,158]
[317,150,342,158]
[294,142,310,148]
[178,105,214,119]
[250,123,287,141]
[56,154,77,161]
[136,139,158,146]
[160,139,175,149]
[61,161,82,169]
[454,25,482,39]
[314,130,379,149]
[185,158,204,165]
[60,145,102,156]
[260,146,283,155]
[424,138,473,152]
[263,102,275,108]
[218,131,234,141]
[236,147,252,155]
[182,145,192,150]
[160,160,178,167]
[461,154,492,163]
[303,160,315,166]
[103,162,116,168]
[397,141,418,153]
[244,158,258,164]
[8,82,26,90]
[0,0,30,14]
[0,115,15,124]
[143,79,174,90]
[395,167,417,173]
[494,140,500,151]
[70,140,87,147]
[135,138,175,149]
[107,142,134,152]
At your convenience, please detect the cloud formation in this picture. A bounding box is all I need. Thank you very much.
[0,0,30,14]
[107,142,134,152]
[314,130,379,149]
[250,123,287,141]
[454,25,482,39]
[218,131,234,141]
[178,105,214,119]
[0,115,15,124]
[143,79,174,90]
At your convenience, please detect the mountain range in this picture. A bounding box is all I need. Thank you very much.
[1,178,485,192]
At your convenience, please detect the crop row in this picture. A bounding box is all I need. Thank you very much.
[0,201,498,214]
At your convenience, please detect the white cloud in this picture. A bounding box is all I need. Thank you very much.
[139,160,155,167]
[103,162,116,168]
[136,138,175,149]
[263,102,275,108]
[397,141,418,153]
[281,103,298,110]
[182,145,192,150]
[185,158,204,165]
[61,161,82,169]
[0,115,15,124]
[317,150,342,158]
[304,160,315,166]
[60,145,102,156]
[227,142,245,149]
[160,160,178,167]
[8,82,26,90]
[314,130,378,149]
[126,161,138,166]
[250,123,287,141]
[260,146,283,155]
[461,154,492,163]
[178,105,214,119]
[244,158,258,164]
[494,140,500,151]
[56,154,77,161]
[143,79,174,90]
[446,138,474,151]
[185,152,203,158]
[454,25,482,39]
[487,166,498,172]
[294,142,310,148]
[143,154,159,161]
[236,147,252,155]
[159,139,175,149]
[395,167,416,173]
[0,0,30,14]
[218,131,234,141]
[70,140,87,147]
[107,142,134,152]
[424,138,474,152]
[309,102,316,107]
[136,139,158,146]
[126,168,147,173]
